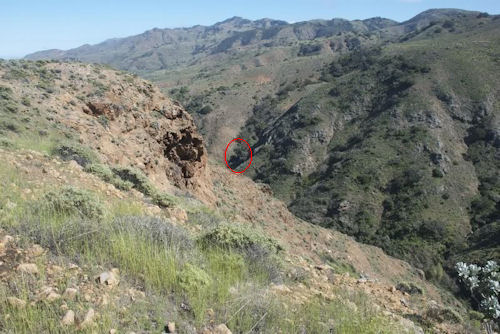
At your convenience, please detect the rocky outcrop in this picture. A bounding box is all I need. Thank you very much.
[24,63,213,200]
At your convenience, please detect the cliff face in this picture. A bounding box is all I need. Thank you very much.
[0,60,213,200]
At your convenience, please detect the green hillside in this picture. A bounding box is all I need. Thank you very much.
[234,12,500,281]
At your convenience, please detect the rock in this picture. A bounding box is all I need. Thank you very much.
[2,235,14,244]
[63,287,78,300]
[214,324,232,334]
[67,160,82,170]
[61,310,75,326]
[46,292,62,302]
[96,269,120,287]
[166,207,188,223]
[7,297,26,309]
[165,321,176,333]
[51,265,64,273]
[27,244,45,257]
[17,263,39,274]
[109,330,117,334]
[80,308,95,329]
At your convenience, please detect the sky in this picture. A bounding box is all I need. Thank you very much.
[1,0,499,59]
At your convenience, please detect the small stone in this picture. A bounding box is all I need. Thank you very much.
[27,244,45,257]
[61,310,75,326]
[17,263,39,274]
[214,324,232,334]
[101,294,109,306]
[109,330,117,334]
[2,235,14,244]
[96,270,120,287]
[63,288,78,300]
[80,308,95,328]
[68,263,79,270]
[51,265,63,273]
[46,292,61,302]
[7,297,26,309]
[165,322,176,333]
[68,160,82,170]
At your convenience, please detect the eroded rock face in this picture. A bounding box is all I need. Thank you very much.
[35,63,212,200]
[80,96,208,191]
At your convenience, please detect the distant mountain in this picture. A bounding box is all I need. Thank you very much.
[25,15,398,71]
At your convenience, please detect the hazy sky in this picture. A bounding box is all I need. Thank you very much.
[1,0,499,59]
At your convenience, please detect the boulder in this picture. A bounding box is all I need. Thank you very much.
[61,310,75,326]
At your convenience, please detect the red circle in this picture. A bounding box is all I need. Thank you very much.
[224,138,253,174]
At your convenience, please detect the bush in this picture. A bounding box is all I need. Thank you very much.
[432,168,444,178]
[84,163,133,191]
[52,142,99,167]
[111,166,155,196]
[152,192,178,208]
[199,223,282,255]
[37,186,104,220]
[178,264,212,292]
[198,105,213,115]
[455,261,500,321]
[199,224,284,282]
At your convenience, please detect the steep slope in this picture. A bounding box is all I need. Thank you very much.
[232,13,500,281]
[0,60,212,199]
[0,60,476,333]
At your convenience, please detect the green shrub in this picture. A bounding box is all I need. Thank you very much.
[37,186,104,220]
[51,142,99,167]
[152,192,178,208]
[111,166,155,196]
[178,263,212,292]
[199,223,282,254]
[21,96,31,106]
[85,163,133,191]
[432,168,444,178]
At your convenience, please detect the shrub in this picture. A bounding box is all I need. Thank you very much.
[198,105,213,115]
[84,163,133,191]
[51,142,99,167]
[455,261,500,321]
[152,192,178,208]
[432,168,444,178]
[37,186,104,220]
[178,264,212,292]
[199,223,282,254]
[111,166,155,196]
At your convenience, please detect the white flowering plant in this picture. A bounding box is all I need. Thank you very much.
[455,261,500,321]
